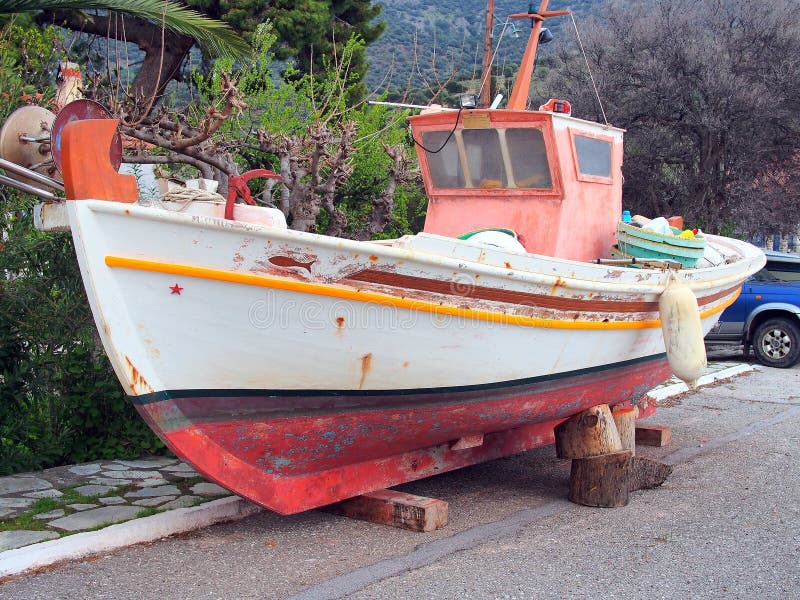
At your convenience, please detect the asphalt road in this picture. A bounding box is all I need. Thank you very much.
[2,359,799,599]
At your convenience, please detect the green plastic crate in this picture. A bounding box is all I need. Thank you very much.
[616,221,706,268]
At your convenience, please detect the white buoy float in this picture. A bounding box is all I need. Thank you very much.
[659,272,707,387]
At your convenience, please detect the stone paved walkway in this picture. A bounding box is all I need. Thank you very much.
[0,457,232,552]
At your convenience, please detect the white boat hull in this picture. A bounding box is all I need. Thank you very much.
[65,200,763,513]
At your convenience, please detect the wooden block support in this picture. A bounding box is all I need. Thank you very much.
[635,425,672,447]
[568,450,632,508]
[612,406,638,456]
[555,404,622,459]
[325,489,448,532]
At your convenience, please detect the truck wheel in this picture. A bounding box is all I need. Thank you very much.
[752,318,800,368]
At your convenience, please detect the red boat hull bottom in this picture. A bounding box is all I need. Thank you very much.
[134,356,669,514]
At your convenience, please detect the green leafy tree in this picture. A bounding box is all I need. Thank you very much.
[0,17,61,113]
[1,0,249,57]
[0,23,164,475]
[1,0,250,104]
[9,1,385,110]
[266,0,385,103]
[122,25,420,237]
[181,1,386,104]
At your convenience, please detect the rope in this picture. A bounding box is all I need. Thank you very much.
[570,12,609,126]
[146,187,226,212]
[160,188,225,203]
[478,19,511,101]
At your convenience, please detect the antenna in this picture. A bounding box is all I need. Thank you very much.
[506,1,570,110]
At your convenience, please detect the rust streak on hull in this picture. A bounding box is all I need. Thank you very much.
[359,353,373,389]
[124,355,153,395]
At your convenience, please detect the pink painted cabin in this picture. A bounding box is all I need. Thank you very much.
[409,108,624,262]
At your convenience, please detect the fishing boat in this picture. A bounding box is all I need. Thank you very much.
[6,2,763,514]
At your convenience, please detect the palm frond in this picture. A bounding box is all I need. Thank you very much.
[0,0,251,60]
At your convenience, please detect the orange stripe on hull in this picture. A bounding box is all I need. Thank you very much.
[105,255,738,330]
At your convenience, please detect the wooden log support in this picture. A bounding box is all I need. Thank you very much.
[324,489,448,532]
[630,457,673,491]
[635,425,673,447]
[568,454,673,507]
[568,450,632,507]
[560,406,673,508]
[612,406,639,455]
[555,404,622,459]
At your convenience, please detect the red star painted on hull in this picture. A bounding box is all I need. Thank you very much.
[170,283,183,295]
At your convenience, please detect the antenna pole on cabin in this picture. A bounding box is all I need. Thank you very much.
[480,0,495,108]
[507,1,570,110]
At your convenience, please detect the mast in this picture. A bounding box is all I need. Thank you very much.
[480,0,495,108]
[506,1,570,110]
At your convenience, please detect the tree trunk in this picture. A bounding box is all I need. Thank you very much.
[691,127,726,231]
[130,30,195,107]
[40,11,195,115]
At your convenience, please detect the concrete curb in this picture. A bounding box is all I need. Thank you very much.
[646,363,758,402]
[0,496,262,577]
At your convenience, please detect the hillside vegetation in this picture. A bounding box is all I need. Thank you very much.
[365,0,597,95]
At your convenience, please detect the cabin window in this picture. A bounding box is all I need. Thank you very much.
[505,128,552,189]
[421,125,556,192]
[422,131,465,188]
[574,135,612,178]
[462,129,507,189]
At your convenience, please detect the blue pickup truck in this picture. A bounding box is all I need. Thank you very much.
[705,251,800,368]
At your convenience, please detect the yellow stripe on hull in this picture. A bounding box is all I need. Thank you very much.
[105,255,739,331]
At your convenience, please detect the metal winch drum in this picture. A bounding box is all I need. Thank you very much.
[0,99,122,200]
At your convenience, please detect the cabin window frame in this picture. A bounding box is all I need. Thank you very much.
[568,128,615,184]
[414,116,563,200]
